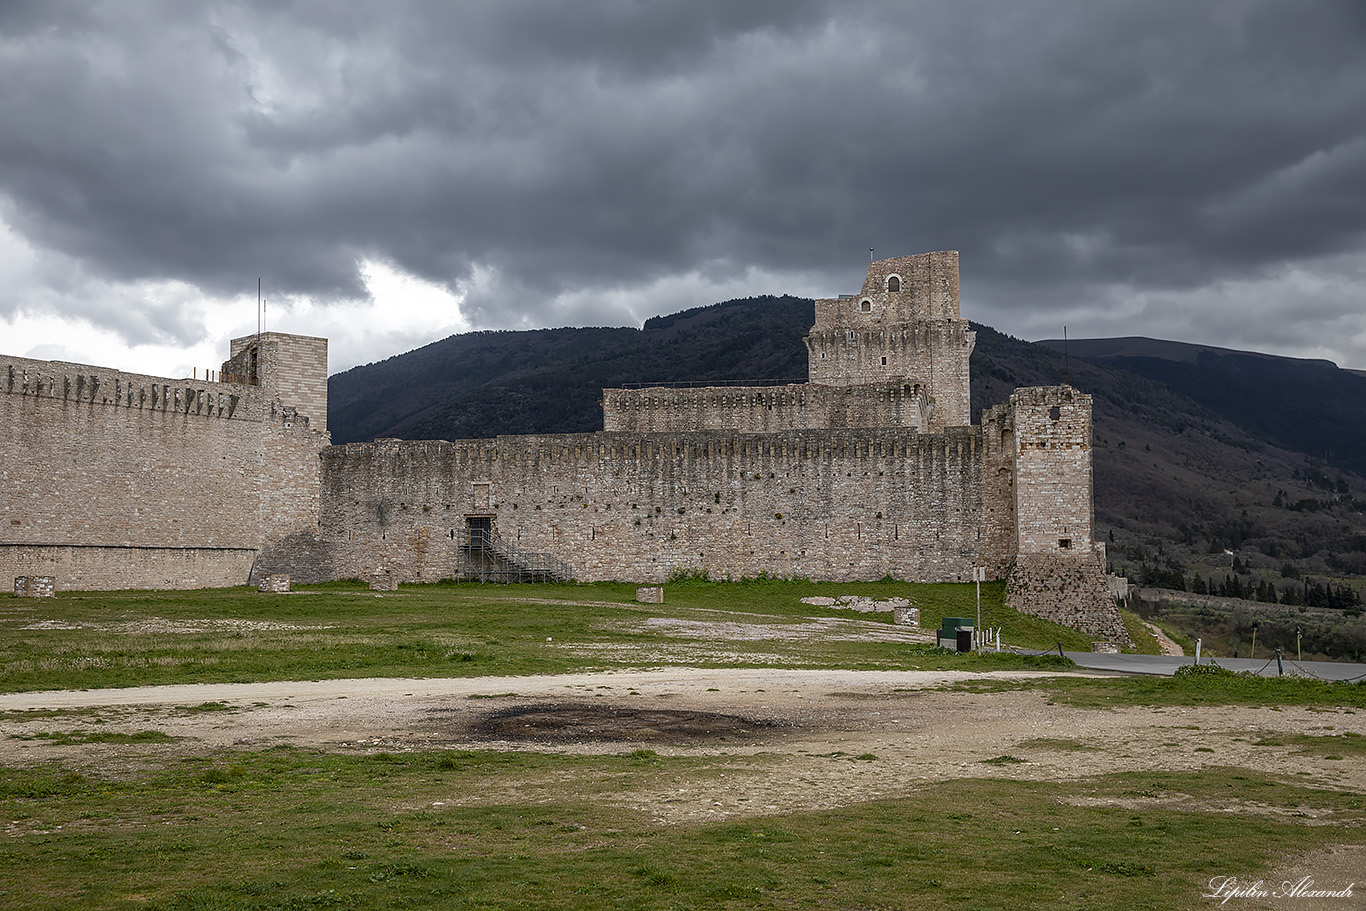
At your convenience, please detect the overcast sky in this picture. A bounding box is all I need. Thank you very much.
[2,1,1365,378]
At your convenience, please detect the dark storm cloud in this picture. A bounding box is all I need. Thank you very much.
[1,0,1365,360]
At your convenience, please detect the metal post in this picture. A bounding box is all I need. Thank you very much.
[974,567,981,651]
[1276,648,1283,676]
[1195,638,1202,665]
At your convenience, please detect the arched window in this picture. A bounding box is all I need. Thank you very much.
[887,275,901,292]
[860,299,872,312]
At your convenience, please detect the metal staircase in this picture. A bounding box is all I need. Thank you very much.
[455,526,574,583]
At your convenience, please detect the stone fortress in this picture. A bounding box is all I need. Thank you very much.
[0,251,1127,643]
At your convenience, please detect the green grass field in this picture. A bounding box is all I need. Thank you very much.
[3,749,1361,911]
[0,579,1098,693]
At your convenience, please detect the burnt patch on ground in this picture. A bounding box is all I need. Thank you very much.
[464,702,785,744]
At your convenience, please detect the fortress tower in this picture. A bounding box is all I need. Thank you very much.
[806,251,975,431]
[983,385,1127,644]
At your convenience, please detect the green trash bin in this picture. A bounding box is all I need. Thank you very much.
[939,617,973,649]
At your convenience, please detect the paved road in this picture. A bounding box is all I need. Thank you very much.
[1047,649,1366,681]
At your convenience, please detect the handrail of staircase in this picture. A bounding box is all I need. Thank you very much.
[460,527,574,581]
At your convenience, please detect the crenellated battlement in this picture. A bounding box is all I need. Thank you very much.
[328,425,981,467]
[2,355,257,422]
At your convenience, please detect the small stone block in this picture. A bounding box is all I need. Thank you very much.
[368,574,399,592]
[1091,641,1119,653]
[893,606,920,626]
[258,574,291,593]
[15,576,54,597]
[636,586,664,604]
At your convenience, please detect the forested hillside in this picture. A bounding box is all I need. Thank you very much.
[328,296,813,443]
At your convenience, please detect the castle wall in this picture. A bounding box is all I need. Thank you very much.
[0,545,258,591]
[979,402,1017,572]
[602,382,930,433]
[0,335,329,591]
[320,428,1012,584]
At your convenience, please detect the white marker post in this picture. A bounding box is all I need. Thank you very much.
[973,567,985,651]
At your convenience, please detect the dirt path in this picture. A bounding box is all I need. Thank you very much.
[4,666,1361,819]
[1144,620,1185,656]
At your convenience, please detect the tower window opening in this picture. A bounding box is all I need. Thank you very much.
[1059,538,1072,549]
[861,299,871,312]
[887,276,901,292]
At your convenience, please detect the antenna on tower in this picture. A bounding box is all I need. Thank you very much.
[257,278,261,340]
[869,247,875,262]
[1064,325,1071,387]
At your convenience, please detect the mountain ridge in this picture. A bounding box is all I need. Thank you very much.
[1035,335,1366,479]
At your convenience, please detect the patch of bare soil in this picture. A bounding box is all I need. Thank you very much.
[462,703,784,744]
[3,668,1364,825]
[1,670,1364,894]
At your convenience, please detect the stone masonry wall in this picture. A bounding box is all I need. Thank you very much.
[1,355,268,552]
[603,382,930,433]
[1,545,258,590]
[1007,553,1129,645]
[804,322,973,428]
[1009,386,1095,555]
[1,335,329,591]
[319,427,1014,585]
[978,402,1017,575]
[1002,386,1128,645]
[806,252,974,428]
[250,412,332,584]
